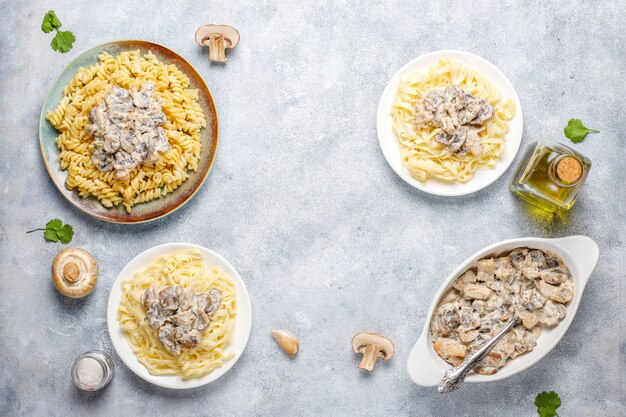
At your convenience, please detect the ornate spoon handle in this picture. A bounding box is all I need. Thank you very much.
[438,316,521,393]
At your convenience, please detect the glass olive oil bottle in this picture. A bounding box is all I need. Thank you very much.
[510,141,591,211]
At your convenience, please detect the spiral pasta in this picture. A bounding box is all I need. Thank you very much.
[391,59,515,182]
[46,50,206,212]
[117,250,237,379]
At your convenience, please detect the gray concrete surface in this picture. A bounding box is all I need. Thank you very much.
[0,0,624,416]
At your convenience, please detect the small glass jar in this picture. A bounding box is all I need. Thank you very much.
[71,350,114,391]
[510,141,591,211]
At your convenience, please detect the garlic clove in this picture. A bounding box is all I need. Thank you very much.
[272,329,299,357]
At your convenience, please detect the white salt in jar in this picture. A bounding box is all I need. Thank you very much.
[71,350,114,391]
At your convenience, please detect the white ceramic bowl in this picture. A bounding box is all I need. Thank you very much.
[407,236,599,387]
[107,243,252,389]
[377,50,524,196]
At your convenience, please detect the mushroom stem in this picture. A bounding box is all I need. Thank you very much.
[359,345,382,371]
[62,262,80,283]
[206,35,227,63]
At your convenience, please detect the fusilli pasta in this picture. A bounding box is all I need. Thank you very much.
[46,50,206,212]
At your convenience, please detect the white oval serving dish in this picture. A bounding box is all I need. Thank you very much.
[407,236,599,387]
[107,242,252,389]
[377,50,523,196]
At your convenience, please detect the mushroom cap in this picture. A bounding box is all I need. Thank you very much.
[51,247,99,298]
[195,25,240,48]
[352,332,395,360]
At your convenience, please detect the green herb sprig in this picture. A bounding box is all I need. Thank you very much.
[41,10,75,53]
[27,219,74,244]
[535,391,561,417]
[564,119,599,144]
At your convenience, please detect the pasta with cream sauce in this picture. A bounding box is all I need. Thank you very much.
[46,50,206,212]
[391,59,515,182]
[117,250,236,379]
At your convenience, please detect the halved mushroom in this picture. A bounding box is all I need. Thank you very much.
[352,332,394,371]
[195,24,240,63]
[51,248,99,298]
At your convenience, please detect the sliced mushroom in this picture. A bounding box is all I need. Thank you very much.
[158,323,181,356]
[424,89,444,112]
[444,85,464,110]
[272,329,300,357]
[51,248,99,298]
[195,24,240,63]
[471,103,494,125]
[459,95,483,124]
[458,329,479,343]
[434,132,451,146]
[459,306,481,330]
[434,302,460,335]
[540,267,569,285]
[536,279,574,303]
[352,332,394,372]
[526,250,547,269]
[448,126,469,152]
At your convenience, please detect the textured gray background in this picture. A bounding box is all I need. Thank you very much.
[0,0,624,416]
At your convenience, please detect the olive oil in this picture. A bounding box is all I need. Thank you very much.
[510,141,591,211]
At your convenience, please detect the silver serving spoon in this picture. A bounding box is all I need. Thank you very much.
[438,316,521,393]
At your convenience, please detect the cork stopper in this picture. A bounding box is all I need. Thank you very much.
[63,262,80,283]
[555,156,583,184]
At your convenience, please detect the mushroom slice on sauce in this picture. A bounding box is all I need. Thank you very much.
[424,89,444,112]
[540,267,569,285]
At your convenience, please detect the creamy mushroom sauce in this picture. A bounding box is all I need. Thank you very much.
[430,248,574,375]
[141,286,222,356]
[86,82,169,180]
[414,85,494,156]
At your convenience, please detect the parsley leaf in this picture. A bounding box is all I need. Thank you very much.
[27,218,74,244]
[51,30,76,53]
[537,407,557,417]
[564,119,599,143]
[41,10,75,53]
[46,218,63,230]
[535,391,561,417]
[41,10,62,33]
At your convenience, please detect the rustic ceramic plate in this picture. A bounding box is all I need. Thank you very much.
[39,40,218,223]
[107,243,252,389]
[377,50,523,196]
